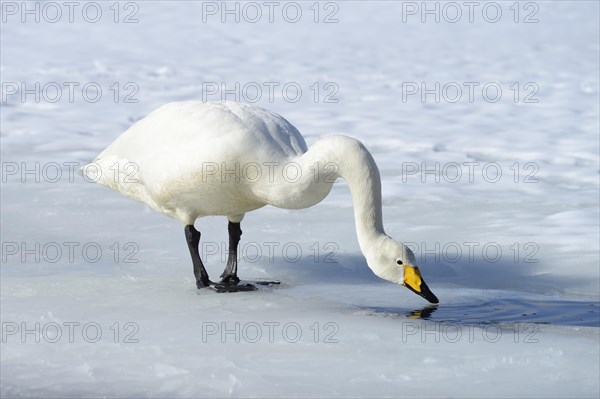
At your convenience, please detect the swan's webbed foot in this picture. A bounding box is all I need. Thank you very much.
[254,280,281,286]
[215,273,256,292]
[196,279,214,289]
[210,282,257,293]
[196,277,257,292]
[219,274,240,286]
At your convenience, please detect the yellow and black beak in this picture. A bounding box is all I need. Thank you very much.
[403,266,439,304]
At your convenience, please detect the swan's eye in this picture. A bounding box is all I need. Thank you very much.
[396,260,403,265]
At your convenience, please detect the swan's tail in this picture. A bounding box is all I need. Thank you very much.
[79,157,160,212]
[79,156,135,190]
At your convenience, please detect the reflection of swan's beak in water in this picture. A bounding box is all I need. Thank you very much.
[407,305,438,319]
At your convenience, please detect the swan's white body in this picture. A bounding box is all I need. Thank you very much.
[88,101,336,225]
[83,101,438,302]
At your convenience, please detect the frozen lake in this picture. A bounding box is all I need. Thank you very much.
[1,1,599,397]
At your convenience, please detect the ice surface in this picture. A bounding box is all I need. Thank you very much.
[1,1,599,398]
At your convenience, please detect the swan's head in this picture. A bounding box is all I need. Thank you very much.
[366,236,439,304]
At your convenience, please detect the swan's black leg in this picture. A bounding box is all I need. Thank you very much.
[220,222,242,285]
[219,221,280,288]
[210,221,256,292]
[185,225,212,289]
[185,224,260,293]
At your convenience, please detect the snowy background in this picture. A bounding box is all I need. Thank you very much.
[1,0,599,397]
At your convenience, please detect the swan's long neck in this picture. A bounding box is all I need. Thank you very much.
[273,135,387,256]
[323,136,385,254]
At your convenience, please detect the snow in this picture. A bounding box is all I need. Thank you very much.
[1,1,599,397]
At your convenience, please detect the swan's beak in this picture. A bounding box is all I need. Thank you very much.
[403,266,439,304]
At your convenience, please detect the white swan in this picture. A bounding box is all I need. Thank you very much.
[82,101,438,303]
